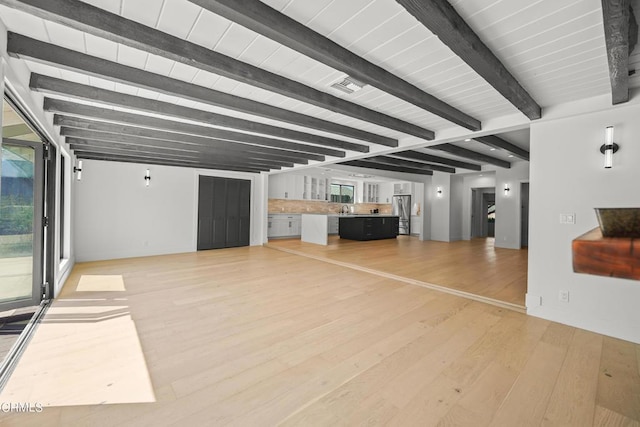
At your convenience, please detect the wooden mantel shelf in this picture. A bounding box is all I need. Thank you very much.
[572,228,640,280]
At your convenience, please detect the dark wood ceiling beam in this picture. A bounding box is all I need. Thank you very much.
[74,152,265,173]
[62,130,311,165]
[71,147,283,170]
[54,115,325,162]
[430,144,510,168]
[390,150,481,171]
[8,33,396,147]
[71,148,247,166]
[71,139,201,158]
[190,0,481,131]
[369,156,455,173]
[68,140,290,168]
[396,0,541,120]
[0,0,435,140]
[601,0,637,104]
[340,160,433,176]
[33,74,369,153]
[473,135,529,161]
[47,100,345,158]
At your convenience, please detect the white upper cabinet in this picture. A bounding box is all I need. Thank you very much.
[378,182,393,204]
[268,174,288,199]
[269,174,329,201]
[393,182,411,195]
[363,182,379,203]
[269,173,411,204]
[303,176,329,201]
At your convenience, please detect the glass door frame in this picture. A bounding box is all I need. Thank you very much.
[0,138,45,311]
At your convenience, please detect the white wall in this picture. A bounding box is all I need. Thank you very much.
[419,176,433,241]
[430,172,451,241]
[527,99,640,344]
[495,161,530,249]
[450,175,464,240]
[427,164,528,247]
[75,160,265,262]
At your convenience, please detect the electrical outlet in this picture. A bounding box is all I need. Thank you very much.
[558,290,569,303]
[560,213,576,224]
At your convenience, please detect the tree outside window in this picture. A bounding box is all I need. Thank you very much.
[330,184,354,203]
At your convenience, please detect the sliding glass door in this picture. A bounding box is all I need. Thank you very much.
[0,107,45,311]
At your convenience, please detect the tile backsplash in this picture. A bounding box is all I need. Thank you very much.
[268,199,392,214]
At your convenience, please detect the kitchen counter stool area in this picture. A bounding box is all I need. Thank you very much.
[269,213,400,244]
[268,213,340,241]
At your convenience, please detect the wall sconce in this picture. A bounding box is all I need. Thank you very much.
[600,126,619,169]
[73,160,82,181]
[436,187,443,197]
[144,169,151,186]
[504,183,510,196]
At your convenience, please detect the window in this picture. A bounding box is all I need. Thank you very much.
[330,184,354,203]
[0,94,47,310]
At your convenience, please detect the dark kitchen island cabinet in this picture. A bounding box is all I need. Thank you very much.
[338,215,400,241]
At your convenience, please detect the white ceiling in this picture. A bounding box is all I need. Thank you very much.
[0,0,636,174]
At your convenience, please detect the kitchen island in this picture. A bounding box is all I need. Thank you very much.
[339,215,399,241]
[301,214,329,245]
[300,214,340,245]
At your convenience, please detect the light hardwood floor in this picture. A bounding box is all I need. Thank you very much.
[268,236,528,308]
[0,246,638,426]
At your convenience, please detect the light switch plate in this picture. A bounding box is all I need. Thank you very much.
[559,290,570,303]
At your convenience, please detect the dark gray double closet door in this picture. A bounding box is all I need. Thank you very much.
[197,176,251,250]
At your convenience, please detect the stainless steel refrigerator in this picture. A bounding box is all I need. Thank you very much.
[392,194,411,235]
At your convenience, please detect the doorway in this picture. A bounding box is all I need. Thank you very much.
[471,187,495,238]
[485,193,496,238]
[0,100,47,312]
[197,176,251,250]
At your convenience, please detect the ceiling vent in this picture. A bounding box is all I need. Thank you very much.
[330,76,366,94]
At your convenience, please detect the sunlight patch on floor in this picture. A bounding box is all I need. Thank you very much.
[76,274,126,292]
[0,275,154,407]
